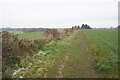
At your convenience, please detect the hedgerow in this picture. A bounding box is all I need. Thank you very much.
[2,31,37,78]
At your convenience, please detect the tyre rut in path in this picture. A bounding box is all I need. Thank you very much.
[56,54,69,78]
[56,30,98,78]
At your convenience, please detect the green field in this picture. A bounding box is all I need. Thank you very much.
[3,29,118,78]
[1,30,43,40]
[83,29,118,77]
[4,30,24,34]
[83,29,118,53]
[18,32,44,40]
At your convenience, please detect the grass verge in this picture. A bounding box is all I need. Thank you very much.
[12,32,73,78]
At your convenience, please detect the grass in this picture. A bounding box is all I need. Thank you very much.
[83,29,118,53]
[2,29,118,78]
[18,32,44,40]
[62,30,98,78]
[83,29,118,78]
[11,34,72,78]
[46,31,77,78]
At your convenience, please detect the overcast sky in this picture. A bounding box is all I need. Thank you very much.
[0,0,119,28]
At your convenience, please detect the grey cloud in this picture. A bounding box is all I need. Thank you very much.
[0,0,119,28]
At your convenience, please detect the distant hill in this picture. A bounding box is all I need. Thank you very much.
[2,28,47,33]
[19,28,46,32]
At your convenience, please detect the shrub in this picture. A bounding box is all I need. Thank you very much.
[34,40,45,50]
[45,29,60,40]
[2,31,37,72]
[63,28,74,36]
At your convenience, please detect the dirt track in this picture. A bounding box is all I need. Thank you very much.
[56,30,98,78]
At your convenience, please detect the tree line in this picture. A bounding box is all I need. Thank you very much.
[72,24,92,29]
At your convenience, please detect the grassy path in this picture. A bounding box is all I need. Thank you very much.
[56,30,98,78]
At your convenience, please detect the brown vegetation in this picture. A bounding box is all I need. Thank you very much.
[37,29,61,44]
[2,29,75,66]
[45,29,60,40]
[2,31,37,66]
[36,28,75,44]
[63,28,74,36]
